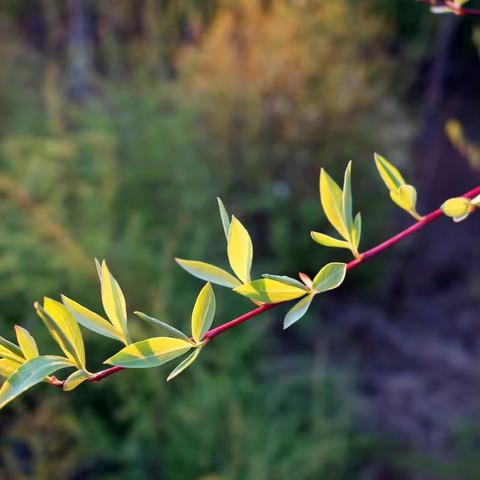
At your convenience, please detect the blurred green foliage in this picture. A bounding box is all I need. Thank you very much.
[0,0,436,478]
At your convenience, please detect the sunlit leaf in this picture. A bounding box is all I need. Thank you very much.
[167,348,201,382]
[262,274,306,290]
[14,326,39,360]
[441,197,471,219]
[0,336,24,363]
[191,283,216,343]
[310,231,350,250]
[0,359,21,378]
[312,262,347,293]
[471,194,480,207]
[374,153,405,191]
[62,295,126,344]
[63,369,92,392]
[0,355,72,410]
[94,258,102,281]
[390,185,419,216]
[234,278,307,303]
[320,168,349,239]
[227,216,253,284]
[217,197,231,240]
[100,260,130,344]
[175,258,241,288]
[284,293,315,329]
[351,212,362,250]
[342,161,353,233]
[105,337,192,368]
[134,311,192,343]
[36,300,84,369]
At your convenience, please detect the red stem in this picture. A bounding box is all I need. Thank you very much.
[416,0,480,16]
[50,185,480,388]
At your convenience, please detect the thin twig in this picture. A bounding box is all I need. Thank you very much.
[49,185,480,388]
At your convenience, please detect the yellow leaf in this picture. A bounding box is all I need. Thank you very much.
[175,258,242,288]
[105,337,192,368]
[167,348,201,381]
[374,153,405,191]
[63,369,92,392]
[342,161,353,233]
[320,168,349,240]
[351,212,362,250]
[441,197,471,218]
[234,279,307,303]
[14,326,39,360]
[389,184,420,219]
[227,216,253,284]
[0,359,21,378]
[62,295,126,344]
[310,231,350,250]
[41,298,85,369]
[101,261,130,344]
[191,283,216,343]
[0,336,24,363]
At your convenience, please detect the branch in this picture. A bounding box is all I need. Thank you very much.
[417,0,480,16]
[49,185,480,388]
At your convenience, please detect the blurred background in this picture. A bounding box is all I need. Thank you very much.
[0,0,480,478]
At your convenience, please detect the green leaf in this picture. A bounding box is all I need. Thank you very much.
[284,293,315,329]
[441,197,471,218]
[374,153,405,191]
[261,274,306,290]
[217,197,231,240]
[312,262,347,293]
[175,258,241,288]
[234,279,307,303]
[320,168,349,240]
[14,326,39,360]
[105,337,192,369]
[62,294,126,344]
[0,355,72,410]
[0,336,24,363]
[36,300,84,369]
[227,216,253,284]
[191,283,216,343]
[310,231,350,250]
[0,359,21,378]
[342,161,353,234]
[167,348,201,382]
[63,369,92,392]
[100,260,130,344]
[134,311,192,343]
[351,212,362,250]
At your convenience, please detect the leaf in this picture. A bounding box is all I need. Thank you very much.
[234,279,307,303]
[0,359,21,378]
[167,348,201,382]
[100,261,130,344]
[94,258,102,281]
[227,216,253,284]
[320,168,349,239]
[351,212,362,250]
[374,153,405,191]
[175,258,241,288]
[105,337,192,369]
[63,369,92,392]
[471,194,480,207]
[310,231,350,250]
[0,336,24,363]
[261,274,306,290]
[14,326,39,360]
[284,293,315,329]
[342,161,353,234]
[430,6,454,14]
[0,355,72,410]
[217,197,231,240]
[441,197,471,218]
[390,185,418,214]
[134,311,191,343]
[191,283,216,343]
[312,262,347,293]
[62,295,126,343]
[36,300,84,369]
